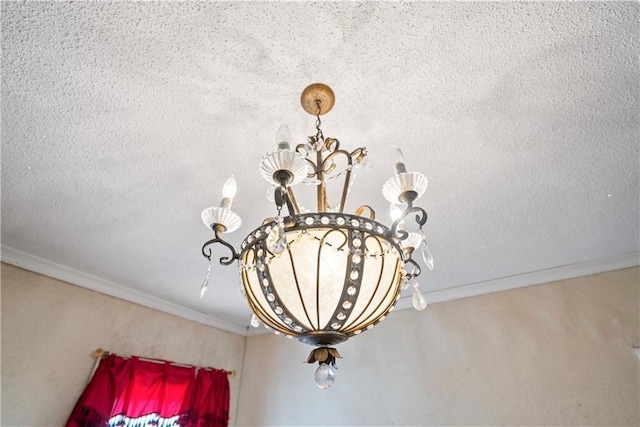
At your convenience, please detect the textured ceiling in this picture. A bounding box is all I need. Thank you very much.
[2,2,639,330]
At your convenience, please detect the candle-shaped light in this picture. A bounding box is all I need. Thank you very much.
[276,125,292,150]
[220,175,237,209]
[392,145,407,175]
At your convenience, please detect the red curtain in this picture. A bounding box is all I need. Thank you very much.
[66,354,230,427]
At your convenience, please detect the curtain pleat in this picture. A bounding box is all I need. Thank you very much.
[187,369,230,427]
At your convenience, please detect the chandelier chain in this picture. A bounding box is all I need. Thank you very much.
[314,100,324,143]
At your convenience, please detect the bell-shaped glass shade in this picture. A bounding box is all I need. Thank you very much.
[260,150,308,186]
[382,171,428,204]
[201,206,242,233]
[240,214,403,343]
[401,232,423,251]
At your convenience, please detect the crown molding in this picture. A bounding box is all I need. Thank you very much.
[395,251,640,311]
[1,246,248,336]
[3,245,637,337]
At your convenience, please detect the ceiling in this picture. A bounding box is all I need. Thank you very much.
[2,2,638,335]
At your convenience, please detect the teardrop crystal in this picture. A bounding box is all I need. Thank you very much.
[266,186,275,202]
[314,363,336,389]
[360,157,374,170]
[267,220,287,254]
[200,263,211,299]
[250,313,260,328]
[412,288,427,311]
[419,230,434,270]
[422,242,434,270]
[304,142,314,154]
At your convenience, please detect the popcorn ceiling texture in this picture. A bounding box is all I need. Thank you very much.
[1,2,638,327]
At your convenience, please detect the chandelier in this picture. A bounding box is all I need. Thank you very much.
[200,84,433,388]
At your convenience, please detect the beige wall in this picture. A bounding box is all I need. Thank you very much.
[238,267,640,426]
[1,263,246,427]
[2,263,638,426]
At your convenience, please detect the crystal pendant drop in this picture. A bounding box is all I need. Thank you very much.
[419,229,434,270]
[266,186,275,202]
[412,287,427,311]
[200,263,211,299]
[314,363,336,389]
[267,218,287,254]
[304,142,314,154]
[360,156,374,170]
[250,313,260,328]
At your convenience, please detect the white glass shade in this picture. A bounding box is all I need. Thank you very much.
[401,232,423,251]
[260,150,308,186]
[201,206,242,233]
[382,171,428,204]
[240,214,403,342]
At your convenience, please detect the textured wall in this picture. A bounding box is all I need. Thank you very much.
[0,263,246,427]
[238,268,639,426]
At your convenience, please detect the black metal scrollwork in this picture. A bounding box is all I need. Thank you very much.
[389,201,428,241]
[403,257,422,280]
[201,227,239,266]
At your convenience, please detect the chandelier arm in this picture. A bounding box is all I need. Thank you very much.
[389,204,428,241]
[284,189,297,219]
[319,148,350,173]
[323,137,340,153]
[315,149,325,212]
[341,234,386,331]
[287,187,301,215]
[404,257,422,279]
[339,167,351,214]
[317,148,354,214]
[201,230,239,266]
[323,162,338,175]
[303,157,319,179]
[284,249,315,329]
[350,147,367,164]
[345,254,399,333]
[354,205,376,220]
[390,223,409,241]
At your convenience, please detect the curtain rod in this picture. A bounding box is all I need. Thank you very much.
[93,348,236,377]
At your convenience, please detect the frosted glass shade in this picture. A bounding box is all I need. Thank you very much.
[239,213,403,344]
[260,149,308,186]
[401,232,423,251]
[201,207,242,233]
[382,171,428,204]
